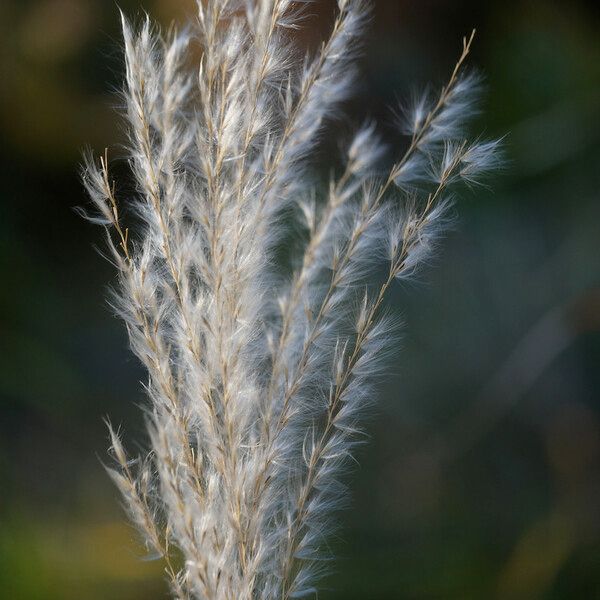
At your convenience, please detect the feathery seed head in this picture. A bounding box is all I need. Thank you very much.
[83,4,501,598]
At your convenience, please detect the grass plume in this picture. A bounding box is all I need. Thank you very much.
[82,2,501,598]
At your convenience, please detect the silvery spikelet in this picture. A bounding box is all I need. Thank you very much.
[82,1,501,598]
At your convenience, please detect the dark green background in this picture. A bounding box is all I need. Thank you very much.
[1,0,599,598]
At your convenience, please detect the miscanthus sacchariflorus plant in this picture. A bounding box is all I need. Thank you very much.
[82,1,501,598]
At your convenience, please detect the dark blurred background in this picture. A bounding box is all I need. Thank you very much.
[1,0,599,598]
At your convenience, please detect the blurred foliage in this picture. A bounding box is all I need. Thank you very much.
[0,0,598,598]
